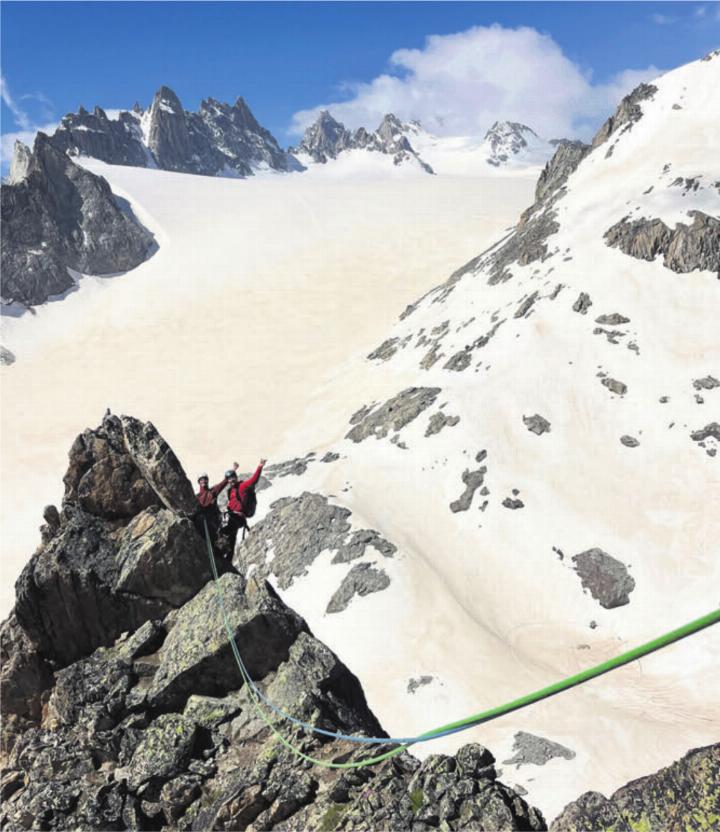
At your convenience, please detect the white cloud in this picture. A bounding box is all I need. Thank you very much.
[1,74,33,131]
[289,25,661,141]
[652,13,678,25]
[1,76,58,174]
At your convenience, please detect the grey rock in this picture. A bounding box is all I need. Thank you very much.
[443,321,503,371]
[368,337,401,361]
[321,451,340,463]
[123,713,197,792]
[604,211,720,275]
[326,563,391,614]
[425,412,460,437]
[503,731,576,767]
[601,377,628,396]
[594,327,626,344]
[591,83,658,148]
[551,744,720,832]
[407,675,434,695]
[595,313,630,325]
[693,375,720,390]
[332,528,397,564]
[450,461,487,513]
[535,141,590,203]
[572,292,593,314]
[572,548,635,608]
[146,574,305,708]
[691,422,720,442]
[346,387,441,443]
[1,134,155,308]
[0,346,15,365]
[502,498,525,509]
[514,290,539,318]
[523,414,551,435]
[620,435,640,447]
[115,507,210,606]
[265,455,314,479]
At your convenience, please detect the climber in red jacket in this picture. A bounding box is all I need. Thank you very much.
[194,463,238,553]
[221,459,267,556]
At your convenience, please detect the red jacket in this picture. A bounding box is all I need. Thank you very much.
[196,477,229,509]
[228,464,263,514]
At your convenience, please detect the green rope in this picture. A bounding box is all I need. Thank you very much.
[203,519,720,770]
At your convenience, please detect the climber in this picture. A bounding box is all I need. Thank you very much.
[194,463,238,549]
[220,459,267,554]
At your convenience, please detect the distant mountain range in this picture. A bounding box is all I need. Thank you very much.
[6,84,566,184]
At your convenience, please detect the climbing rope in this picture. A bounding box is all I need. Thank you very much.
[202,519,720,770]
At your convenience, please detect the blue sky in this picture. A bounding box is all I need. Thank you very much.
[2,1,719,158]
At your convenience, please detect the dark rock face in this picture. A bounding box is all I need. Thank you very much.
[11,414,212,672]
[604,211,720,275]
[0,412,547,831]
[620,435,640,448]
[346,387,441,443]
[535,141,590,203]
[595,313,630,325]
[692,376,719,391]
[238,492,396,591]
[326,563,391,614]
[291,111,433,173]
[601,377,628,396]
[572,292,593,314]
[0,134,155,308]
[503,732,576,768]
[426,411,460,437]
[523,414,551,435]
[571,548,635,609]
[50,105,149,167]
[450,453,488,513]
[551,743,720,832]
[591,83,658,149]
[48,86,292,178]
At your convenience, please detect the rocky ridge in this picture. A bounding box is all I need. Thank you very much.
[0,414,548,831]
[1,133,155,308]
[47,85,295,178]
[290,111,434,173]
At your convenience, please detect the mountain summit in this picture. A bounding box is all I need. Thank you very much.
[48,85,294,177]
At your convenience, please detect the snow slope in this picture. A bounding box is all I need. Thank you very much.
[226,53,718,820]
[0,158,536,616]
[1,51,717,823]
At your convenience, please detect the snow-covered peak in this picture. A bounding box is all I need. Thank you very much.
[482,120,553,167]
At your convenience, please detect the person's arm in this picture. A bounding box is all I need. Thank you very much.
[243,459,266,489]
[209,477,228,497]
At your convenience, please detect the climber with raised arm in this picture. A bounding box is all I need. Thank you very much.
[195,463,238,548]
[221,458,267,556]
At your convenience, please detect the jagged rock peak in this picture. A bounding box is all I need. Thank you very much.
[151,84,185,113]
[7,140,32,185]
[0,134,155,308]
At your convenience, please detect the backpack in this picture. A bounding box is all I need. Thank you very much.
[232,483,257,518]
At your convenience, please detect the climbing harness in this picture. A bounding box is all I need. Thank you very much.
[202,519,719,770]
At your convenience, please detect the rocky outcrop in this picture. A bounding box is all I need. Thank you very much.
[591,83,658,149]
[426,411,460,437]
[48,86,293,178]
[551,743,720,831]
[346,387,441,443]
[571,548,635,609]
[238,492,396,592]
[503,732,576,768]
[291,111,433,172]
[0,134,155,308]
[523,414,551,435]
[1,412,546,832]
[10,414,215,673]
[535,141,590,203]
[0,345,16,365]
[326,563,391,614]
[450,452,488,513]
[604,211,720,275]
[572,292,593,314]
